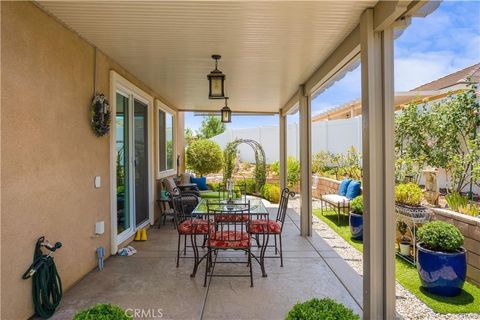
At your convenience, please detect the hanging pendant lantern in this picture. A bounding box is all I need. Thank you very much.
[221,97,231,123]
[207,54,225,99]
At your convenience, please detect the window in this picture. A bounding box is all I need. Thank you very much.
[157,101,176,177]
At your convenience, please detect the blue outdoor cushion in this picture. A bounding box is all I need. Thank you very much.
[190,176,208,191]
[338,179,352,196]
[346,180,361,200]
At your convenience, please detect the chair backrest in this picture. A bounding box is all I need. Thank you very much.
[276,188,295,228]
[170,192,200,227]
[162,177,178,195]
[207,200,251,245]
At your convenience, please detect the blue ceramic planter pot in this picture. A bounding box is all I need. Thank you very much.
[349,212,363,240]
[416,243,466,297]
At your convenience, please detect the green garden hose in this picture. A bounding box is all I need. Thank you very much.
[22,237,62,319]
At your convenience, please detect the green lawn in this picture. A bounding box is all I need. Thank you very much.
[199,190,239,199]
[313,209,480,314]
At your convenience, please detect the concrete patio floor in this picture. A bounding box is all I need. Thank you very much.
[48,208,363,320]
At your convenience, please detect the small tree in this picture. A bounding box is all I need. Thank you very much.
[185,139,223,177]
[184,128,196,147]
[197,116,226,139]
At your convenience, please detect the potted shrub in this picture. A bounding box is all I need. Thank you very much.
[395,183,429,218]
[73,304,132,320]
[349,195,363,240]
[286,298,359,320]
[397,221,410,256]
[416,221,466,297]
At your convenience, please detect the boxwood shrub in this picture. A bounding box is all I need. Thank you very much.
[417,221,464,252]
[73,304,131,320]
[286,298,359,320]
[261,183,280,203]
[350,195,363,215]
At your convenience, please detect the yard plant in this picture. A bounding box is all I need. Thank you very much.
[350,195,363,215]
[395,183,423,206]
[285,298,359,320]
[395,83,480,192]
[185,139,223,177]
[73,304,132,320]
[417,221,464,252]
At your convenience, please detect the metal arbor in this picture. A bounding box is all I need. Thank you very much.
[223,139,266,192]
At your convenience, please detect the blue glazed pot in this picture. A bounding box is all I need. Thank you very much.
[416,243,466,297]
[349,212,363,240]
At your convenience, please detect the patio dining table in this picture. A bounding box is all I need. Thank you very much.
[189,198,272,278]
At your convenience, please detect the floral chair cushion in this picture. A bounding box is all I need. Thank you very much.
[248,219,281,234]
[208,231,250,248]
[178,219,211,234]
[215,214,250,222]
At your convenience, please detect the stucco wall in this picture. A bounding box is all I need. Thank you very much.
[1,2,174,319]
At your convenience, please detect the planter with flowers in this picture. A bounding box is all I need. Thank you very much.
[349,195,364,240]
[416,221,466,297]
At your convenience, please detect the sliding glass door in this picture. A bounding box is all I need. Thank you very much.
[115,91,150,241]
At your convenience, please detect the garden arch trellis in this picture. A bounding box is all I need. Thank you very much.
[223,139,266,192]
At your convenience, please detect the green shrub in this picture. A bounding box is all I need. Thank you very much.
[286,298,359,320]
[261,183,280,203]
[395,183,423,206]
[417,221,464,252]
[73,304,132,320]
[234,178,257,195]
[270,157,300,187]
[350,196,363,215]
[186,139,223,177]
[445,192,468,212]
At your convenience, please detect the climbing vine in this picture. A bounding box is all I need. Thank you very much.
[223,139,266,193]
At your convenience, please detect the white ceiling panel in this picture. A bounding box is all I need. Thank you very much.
[38,1,377,112]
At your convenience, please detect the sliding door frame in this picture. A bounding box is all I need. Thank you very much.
[110,71,154,254]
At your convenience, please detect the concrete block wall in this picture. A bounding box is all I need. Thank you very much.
[431,208,480,287]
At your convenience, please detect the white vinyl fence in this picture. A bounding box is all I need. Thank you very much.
[211,116,362,164]
[210,116,479,194]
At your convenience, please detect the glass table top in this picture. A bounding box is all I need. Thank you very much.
[192,198,269,215]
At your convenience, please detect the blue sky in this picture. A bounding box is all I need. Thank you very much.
[186,1,480,131]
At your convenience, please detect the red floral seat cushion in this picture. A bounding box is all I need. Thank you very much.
[248,219,281,234]
[178,219,211,234]
[208,231,250,248]
[215,214,250,222]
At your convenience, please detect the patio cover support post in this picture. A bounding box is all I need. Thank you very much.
[360,9,396,319]
[279,114,287,191]
[299,85,312,237]
[177,111,186,174]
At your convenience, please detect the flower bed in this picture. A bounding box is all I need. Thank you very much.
[431,208,480,287]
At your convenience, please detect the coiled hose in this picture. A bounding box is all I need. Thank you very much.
[23,237,62,319]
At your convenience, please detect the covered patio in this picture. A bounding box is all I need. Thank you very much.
[1,1,440,319]
[48,208,363,320]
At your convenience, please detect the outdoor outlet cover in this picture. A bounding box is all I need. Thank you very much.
[94,176,101,188]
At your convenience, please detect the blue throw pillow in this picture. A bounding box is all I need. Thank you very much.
[338,179,352,196]
[346,180,361,200]
[191,176,208,191]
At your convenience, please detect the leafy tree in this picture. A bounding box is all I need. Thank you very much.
[197,115,226,139]
[185,139,223,177]
[184,128,196,146]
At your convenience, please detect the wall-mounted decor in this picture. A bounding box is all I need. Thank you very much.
[91,93,110,137]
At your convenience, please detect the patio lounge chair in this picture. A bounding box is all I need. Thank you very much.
[319,179,361,223]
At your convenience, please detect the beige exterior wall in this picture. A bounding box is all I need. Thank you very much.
[1,2,177,319]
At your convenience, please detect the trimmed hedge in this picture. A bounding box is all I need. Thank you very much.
[286,298,359,320]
